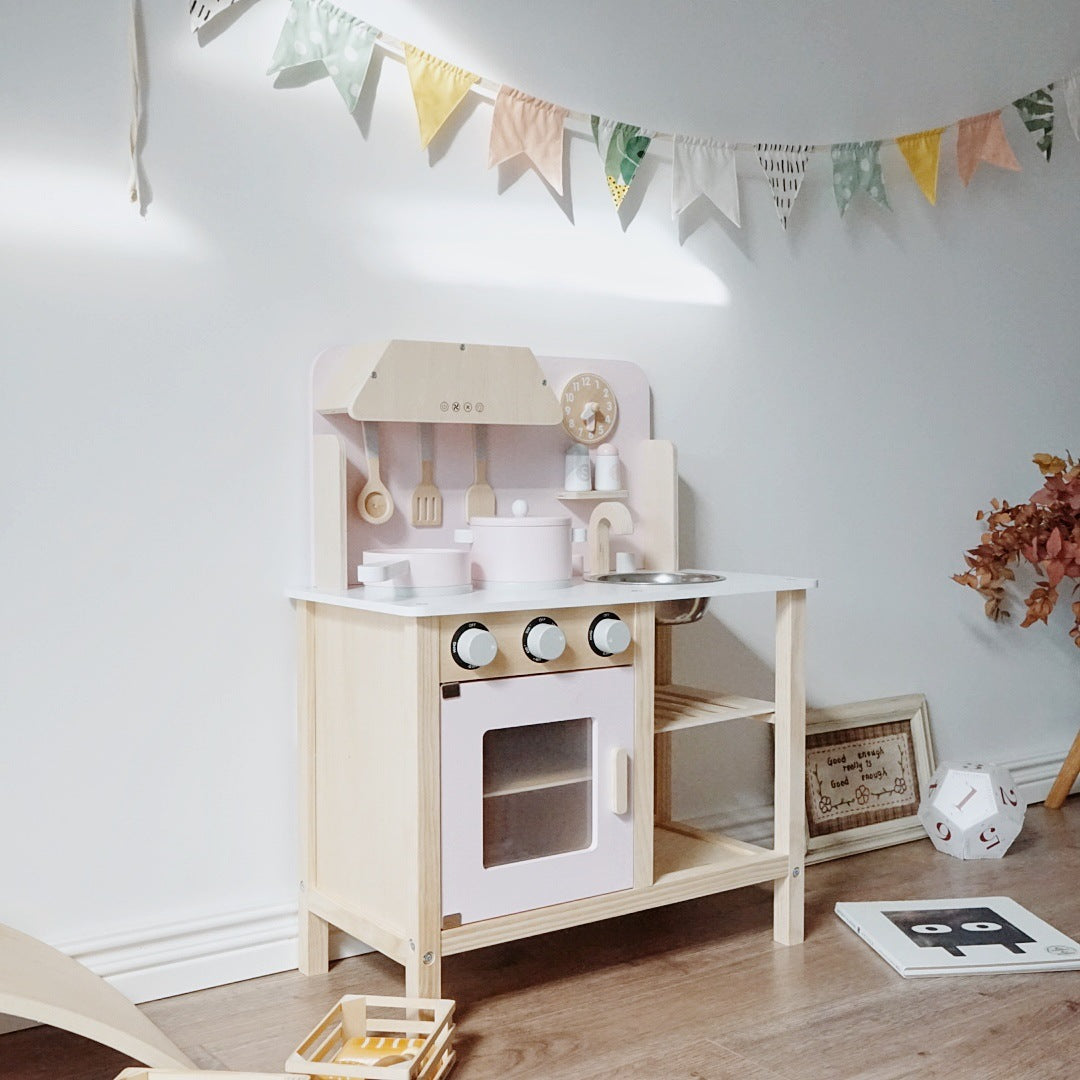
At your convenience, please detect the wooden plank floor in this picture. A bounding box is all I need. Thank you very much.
[4,801,1078,1079]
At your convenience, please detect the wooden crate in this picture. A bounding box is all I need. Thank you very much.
[286,995,455,1080]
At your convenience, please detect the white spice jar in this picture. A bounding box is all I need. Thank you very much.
[564,443,591,491]
[594,444,621,491]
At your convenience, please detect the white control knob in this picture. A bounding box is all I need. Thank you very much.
[524,621,566,662]
[591,615,631,656]
[454,626,498,668]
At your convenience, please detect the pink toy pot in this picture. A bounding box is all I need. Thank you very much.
[454,500,574,585]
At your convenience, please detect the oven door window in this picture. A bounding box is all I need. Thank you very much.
[482,717,592,867]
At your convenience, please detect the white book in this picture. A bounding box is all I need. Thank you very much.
[835,896,1080,977]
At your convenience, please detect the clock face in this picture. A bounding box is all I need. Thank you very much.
[560,372,618,445]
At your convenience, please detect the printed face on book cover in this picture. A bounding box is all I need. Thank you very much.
[885,907,1035,957]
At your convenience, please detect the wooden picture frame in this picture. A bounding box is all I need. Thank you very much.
[804,694,935,864]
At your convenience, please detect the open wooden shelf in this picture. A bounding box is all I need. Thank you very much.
[654,684,776,734]
[652,821,782,882]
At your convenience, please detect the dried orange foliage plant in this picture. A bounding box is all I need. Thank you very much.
[954,453,1080,647]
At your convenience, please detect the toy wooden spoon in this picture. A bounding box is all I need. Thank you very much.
[464,425,496,521]
[357,421,393,524]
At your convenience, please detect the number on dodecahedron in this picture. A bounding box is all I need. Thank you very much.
[917,762,1026,860]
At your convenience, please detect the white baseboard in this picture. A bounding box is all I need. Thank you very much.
[51,903,369,1007]
[1002,750,1078,806]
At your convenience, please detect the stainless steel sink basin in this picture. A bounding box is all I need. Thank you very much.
[586,570,724,624]
[587,571,724,586]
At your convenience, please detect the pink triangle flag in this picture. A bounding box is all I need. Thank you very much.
[956,110,1021,186]
[488,87,569,194]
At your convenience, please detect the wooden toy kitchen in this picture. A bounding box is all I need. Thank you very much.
[289,340,816,1001]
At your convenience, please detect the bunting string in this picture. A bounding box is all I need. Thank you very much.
[188,0,1080,234]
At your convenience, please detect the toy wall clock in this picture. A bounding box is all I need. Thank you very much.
[559,372,619,445]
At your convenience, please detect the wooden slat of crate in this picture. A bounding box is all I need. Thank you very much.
[286,995,455,1080]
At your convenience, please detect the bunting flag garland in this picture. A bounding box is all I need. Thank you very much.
[831,141,889,217]
[190,0,240,32]
[404,46,479,149]
[895,128,944,205]
[1064,73,1080,141]
[591,117,652,209]
[488,87,569,194]
[267,0,377,113]
[757,144,810,231]
[671,136,740,226]
[956,110,1022,186]
[1013,85,1055,161]
[205,6,1080,241]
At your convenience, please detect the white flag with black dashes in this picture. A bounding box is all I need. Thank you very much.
[757,144,811,231]
[190,0,241,33]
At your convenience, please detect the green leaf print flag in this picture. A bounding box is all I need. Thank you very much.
[591,116,652,209]
[1013,86,1054,161]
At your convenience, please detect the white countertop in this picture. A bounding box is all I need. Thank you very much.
[288,570,818,618]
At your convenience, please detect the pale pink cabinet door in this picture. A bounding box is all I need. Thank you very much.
[441,666,635,925]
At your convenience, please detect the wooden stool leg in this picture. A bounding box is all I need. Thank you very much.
[1045,728,1080,809]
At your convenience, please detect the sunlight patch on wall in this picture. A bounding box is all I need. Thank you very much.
[0,158,211,259]
[356,196,731,306]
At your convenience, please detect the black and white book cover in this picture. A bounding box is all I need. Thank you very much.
[835,896,1080,977]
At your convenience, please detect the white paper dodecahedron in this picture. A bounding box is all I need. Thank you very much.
[917,762,1026,859]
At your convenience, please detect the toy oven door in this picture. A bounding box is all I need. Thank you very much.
[440,666,635,925]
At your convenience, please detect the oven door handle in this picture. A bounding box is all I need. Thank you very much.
[611,747,631,816]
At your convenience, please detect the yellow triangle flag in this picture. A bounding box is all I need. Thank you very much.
[896,128,945,205]
[404,45,479,149]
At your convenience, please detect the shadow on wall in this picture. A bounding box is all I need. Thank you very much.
[674,476,777,700]
[666,478,783,838]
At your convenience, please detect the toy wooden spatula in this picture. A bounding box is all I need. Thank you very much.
[411,423,443,527]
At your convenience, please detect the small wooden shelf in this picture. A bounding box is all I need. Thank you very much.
[654,684,776,734]
[556,489,629,500]
[652,821,781,883]
[483,769,590,799]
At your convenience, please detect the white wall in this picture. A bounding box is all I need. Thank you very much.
[3,0,1079,999]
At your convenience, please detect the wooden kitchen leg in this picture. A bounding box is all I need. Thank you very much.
[634,605,657,888]
[297,601,329,976]
[772,589,806,946]
[298,908,329,977]
[408,619,442,999]
[404,947,441,1000]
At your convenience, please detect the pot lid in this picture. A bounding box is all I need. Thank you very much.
[469,515,570,528]
[471,498,570,528]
